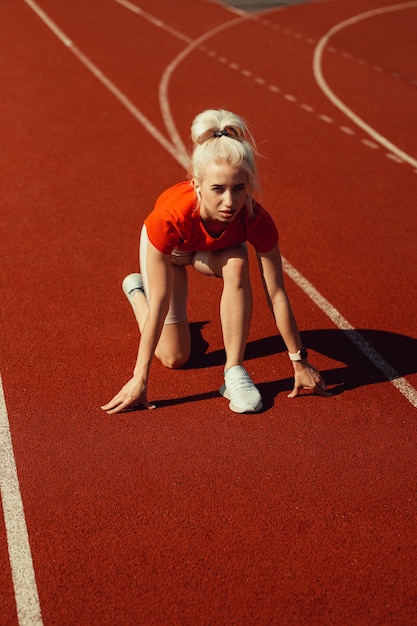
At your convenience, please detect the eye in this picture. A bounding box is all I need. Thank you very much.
[211,185,225,193]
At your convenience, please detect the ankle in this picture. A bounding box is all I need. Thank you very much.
[224,362,242,375]
[131,290,146,307]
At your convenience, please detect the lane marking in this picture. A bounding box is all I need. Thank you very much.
[158,39,408,164]
[113,0,192,43]
[19,0,417,423]
[313,1,417,169]
[5,2,416,622]
[158,15,248,159]
[282,260,417,409]
[24,0,187,167]
[155,6,417,409]
[114,0,415,165]
[0,376,43,625]
[260,13,417,88]
[340,125,356,135]
[301,103,314,112]
[318,113,333,123]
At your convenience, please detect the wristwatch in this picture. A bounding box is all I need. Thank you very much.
[288,347,308,361]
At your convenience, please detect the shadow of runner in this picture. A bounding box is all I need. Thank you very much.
[185,323,417,391]
[119,325,416,413]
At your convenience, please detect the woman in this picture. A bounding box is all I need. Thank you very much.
[102,109,329,414]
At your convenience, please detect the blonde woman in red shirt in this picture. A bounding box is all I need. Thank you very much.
[102,109,328,415]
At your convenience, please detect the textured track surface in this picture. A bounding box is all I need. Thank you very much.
[1,0,417,624]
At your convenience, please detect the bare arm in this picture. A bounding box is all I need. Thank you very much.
[257,245,329,397]
[102,244,172,413]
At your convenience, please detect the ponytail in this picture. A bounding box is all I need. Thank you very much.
[190,109,259,212]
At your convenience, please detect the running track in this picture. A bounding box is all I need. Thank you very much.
[1,0,417,624]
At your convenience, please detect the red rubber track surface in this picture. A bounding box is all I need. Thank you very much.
[1,0,417,624]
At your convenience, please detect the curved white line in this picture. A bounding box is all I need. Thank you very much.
[158,9,417,410]
[4,6,412,624]
[313,1,417,169]
[159,15,247,160]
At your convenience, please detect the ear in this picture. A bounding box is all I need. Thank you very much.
[192,178,202,201]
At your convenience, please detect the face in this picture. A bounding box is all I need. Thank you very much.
[194,162,248,228]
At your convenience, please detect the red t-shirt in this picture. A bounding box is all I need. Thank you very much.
[144,181,279,254]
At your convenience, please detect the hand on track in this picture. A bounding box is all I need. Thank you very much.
[288,361,331,398]
[101,377,156,414]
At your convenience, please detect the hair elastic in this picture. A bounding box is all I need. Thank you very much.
[213,129,231,138]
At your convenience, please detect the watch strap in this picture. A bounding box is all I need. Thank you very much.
[288,347,308,361]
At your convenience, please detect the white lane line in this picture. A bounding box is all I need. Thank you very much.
[24,0,187,167]
[340,125,356,135]
[301,103,314,112]
[0,376,43,626]
[20,1,417,409]
[158,15,248,159]
[22,0,417,427]
[156,8,417,409]
[72,45,188,168]
[313,1,417,170]
[262,12,417,88]
[3,2,414,623]
[110,1,249,163]
[113,0,192,43]
[282,259,417,409]
[318,114,334,123]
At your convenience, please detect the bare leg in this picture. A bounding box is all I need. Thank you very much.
[193,245,252,370]
[131,264,191,368]
[220,254,252,370]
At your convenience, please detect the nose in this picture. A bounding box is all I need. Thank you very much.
[224,190,233,207]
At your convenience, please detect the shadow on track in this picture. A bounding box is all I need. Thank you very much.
[123,324,416,413]
[186,321,417,391]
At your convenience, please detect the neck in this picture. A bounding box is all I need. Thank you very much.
[200,213,226,238]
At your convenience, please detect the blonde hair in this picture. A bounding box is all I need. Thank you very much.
[190,109,258,207]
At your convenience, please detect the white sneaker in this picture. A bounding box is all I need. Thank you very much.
[219,365,263,413]
[122,273,145,308]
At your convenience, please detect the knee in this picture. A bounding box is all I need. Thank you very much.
[159,350,190,369]
[222,254,249,286]
[155,320,191,369]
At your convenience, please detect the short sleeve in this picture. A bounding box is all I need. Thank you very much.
[246,203,279,253]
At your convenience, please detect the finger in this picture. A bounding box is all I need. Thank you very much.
[103,399,128,414]
[315,385,332,397]
[101,393,127,410]
[130,395,157,410]
[101,393,133,413]
[101,398,120,411]
[287,385,300,398]
[302,379,331,396]
[102,397,157,413]
[314,375,332,396]
[288,378,331,398]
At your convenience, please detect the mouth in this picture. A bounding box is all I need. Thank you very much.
[220,210,235,218]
